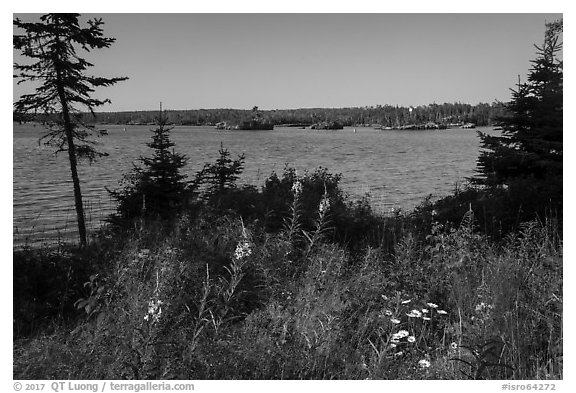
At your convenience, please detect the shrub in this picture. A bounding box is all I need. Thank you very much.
[14,153,562,380]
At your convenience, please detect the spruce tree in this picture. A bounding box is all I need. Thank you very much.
[13,14,127,246]
[474,20,562,210]
[110,106,189,220]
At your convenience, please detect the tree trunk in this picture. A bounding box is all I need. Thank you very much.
[55,58,87,246]
[64,119,88,247]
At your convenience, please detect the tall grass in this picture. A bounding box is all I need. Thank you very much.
[13,156,562,380]
[14,197,115,250]
[13,187,562,379]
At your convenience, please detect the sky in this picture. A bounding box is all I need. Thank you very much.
[12,12,563,112]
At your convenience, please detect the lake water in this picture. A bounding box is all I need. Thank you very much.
[13,123,497,247]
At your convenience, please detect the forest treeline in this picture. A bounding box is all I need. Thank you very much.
[78,101,506,127]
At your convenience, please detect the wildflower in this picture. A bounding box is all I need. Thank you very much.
[234,239,252,260]
[396,330,409,338]
[389,343,397,349]
[426,302,438,309]
[291,180,303,195]
[431,209,438,217]
[422,308,429,313]
[144,299,163,323]
[401,299,411,304]
[418,359,431,368]
[437,309,448,315]
[384,309,393,316]
[390,318,401,324]
[407,336,416,343]
[394,351,404,357]
[381,294,389,301]
[422,316,431,321]
[450,342,458,350]
[319,195,330,214]
[391,331,409,342]
[407,309,422,318]
[475,302,493,313]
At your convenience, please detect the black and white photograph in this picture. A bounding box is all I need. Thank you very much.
[11,4,564,387]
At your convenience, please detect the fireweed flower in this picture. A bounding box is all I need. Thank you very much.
[144,299,163,323]
[291,180,303,195]
[418,359,431,368]
[319,195,330,214]
[234,240,252,260]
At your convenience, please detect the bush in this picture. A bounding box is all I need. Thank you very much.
[14,151,562,380]
[13,238,118,339]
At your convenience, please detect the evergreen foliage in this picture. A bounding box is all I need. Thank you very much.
[13,13,127,245]
[474,20,562,196]
[109,108,189,221]
[91,102,505,128]
[196,144,246,206]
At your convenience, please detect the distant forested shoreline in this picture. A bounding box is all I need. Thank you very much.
[15,102,506,127]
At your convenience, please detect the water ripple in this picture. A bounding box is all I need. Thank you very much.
[14,124,498,246]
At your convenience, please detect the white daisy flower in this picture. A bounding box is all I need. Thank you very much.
[418,359,431,368]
